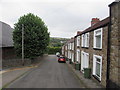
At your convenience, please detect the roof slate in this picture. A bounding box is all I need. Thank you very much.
[79,17,110,35]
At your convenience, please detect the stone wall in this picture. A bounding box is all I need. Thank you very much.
[108,1,120,88]
[2,57,41,69]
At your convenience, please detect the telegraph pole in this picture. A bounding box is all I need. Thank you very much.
[22,24,24,66]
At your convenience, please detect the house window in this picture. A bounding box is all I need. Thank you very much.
[93,55,102,81]
[77,36,80,46]
[85,33,89,47]
[82,33,89,47]
[81,34,85,47]
[94,29,102,49]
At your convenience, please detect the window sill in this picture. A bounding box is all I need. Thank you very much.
[93,48,102,50]
[81,47,89,49]
[92,75,101,82]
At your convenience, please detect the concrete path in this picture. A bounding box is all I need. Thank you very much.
[7,55,85,88]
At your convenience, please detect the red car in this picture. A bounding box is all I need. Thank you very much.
[58,56,66,63]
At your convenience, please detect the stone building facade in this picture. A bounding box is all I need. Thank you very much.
[80,17,109,87]
[107,1,120,88]
[65,38,74,63]
[62,0,120,88]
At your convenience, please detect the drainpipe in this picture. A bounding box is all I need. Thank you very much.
[106,6,111,89]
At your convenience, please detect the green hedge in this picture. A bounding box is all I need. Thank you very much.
[48,47,61,54]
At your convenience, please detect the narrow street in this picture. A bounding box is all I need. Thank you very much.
[7,55,85,88]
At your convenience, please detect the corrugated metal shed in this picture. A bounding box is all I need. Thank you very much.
[0,21,13,47]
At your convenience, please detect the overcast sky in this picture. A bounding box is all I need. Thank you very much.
[0,0,114,38]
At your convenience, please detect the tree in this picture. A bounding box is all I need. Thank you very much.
[13,13,50,58]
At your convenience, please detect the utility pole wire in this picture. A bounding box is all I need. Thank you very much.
[22,24,24,66]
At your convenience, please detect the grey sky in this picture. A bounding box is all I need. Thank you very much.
[0,0,114,38]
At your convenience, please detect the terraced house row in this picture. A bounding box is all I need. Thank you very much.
[62,0,120,88]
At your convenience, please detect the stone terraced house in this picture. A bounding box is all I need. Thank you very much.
[62,0,120,88]
[65,38,74,63]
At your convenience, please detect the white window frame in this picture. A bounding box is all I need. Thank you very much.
[85,53,89,68]
[81,51,84,71]
[81,51,89,72]
[81,34,85,47]
[77,36,80,46]
[76,49,80,62]
[85,33,89,47]
[72,52,74,62]
[93,28,102,49]
[93,55,102,81]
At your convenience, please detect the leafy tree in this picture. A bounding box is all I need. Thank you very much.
[13,13,50,58]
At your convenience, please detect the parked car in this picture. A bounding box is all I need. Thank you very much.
[58,56,66,63]
[56,52,60,57]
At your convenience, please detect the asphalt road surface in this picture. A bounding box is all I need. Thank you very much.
[8,55,84,88]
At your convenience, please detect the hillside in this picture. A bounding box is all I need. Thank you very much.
[49,37,70,47]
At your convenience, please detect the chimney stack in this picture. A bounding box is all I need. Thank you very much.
[77,31,81,35]
[91,18,100,26]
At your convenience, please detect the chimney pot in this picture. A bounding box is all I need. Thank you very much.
[91,18,100,26]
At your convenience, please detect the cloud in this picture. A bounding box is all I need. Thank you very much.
[1,0,114,38]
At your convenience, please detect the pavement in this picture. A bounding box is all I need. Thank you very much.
[4,55,85,88]
[66,61,103,88]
